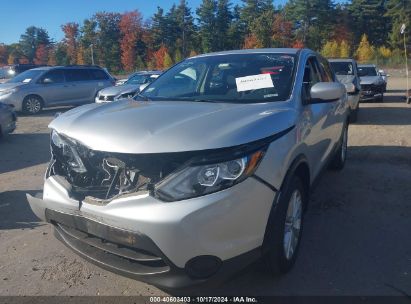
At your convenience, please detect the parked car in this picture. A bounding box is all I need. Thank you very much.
[378,69,389,92]
[0,65,115,114]
[0,103,17,137]
[27,48,349,289]
[358,64,385,102]
[96,71,161,103]
[329,58,361,122]
[0,64,46,83]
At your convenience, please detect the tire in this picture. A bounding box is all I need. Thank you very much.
[329,123,348,171]
[23,95,43,115]
[349,106,358,123]
[264,175,307,275]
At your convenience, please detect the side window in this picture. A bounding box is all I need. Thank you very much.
[302,57,322,101]
[89,69,109,80]
[317,57,334,82]
[65,69,91,82]
[40,70,65,84]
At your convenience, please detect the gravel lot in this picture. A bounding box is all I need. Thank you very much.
[0,77,410,296]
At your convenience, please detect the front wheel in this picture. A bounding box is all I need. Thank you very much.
[23,95,43,115]
[264,176,307,275]
[329,123,348,171]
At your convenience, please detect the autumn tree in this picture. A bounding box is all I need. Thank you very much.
[272,14,293,48]
[19,26,51,63]
[77,45,85,64]
[47,47,57,66]
[243,34,262,49]
[0,44,8,66]
[321,40,339,58]
[61,22,79,64]
[340,40,350,58]
[120,10,143,72]
[163,50,173,68]
[153,44,168,69]
[34,44,48,65]
[355,34,374,63]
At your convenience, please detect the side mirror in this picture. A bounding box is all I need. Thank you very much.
[310,82,345,103]
[344,83,356,94]
[42,78,53,84]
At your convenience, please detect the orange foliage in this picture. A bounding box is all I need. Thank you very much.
[120,10,143,72]
[61,22,79,64]
[153,44,168,70]
[243,34,262,49]
[272,14,293,47]
[292,40,304,48]
[34,44,48,65]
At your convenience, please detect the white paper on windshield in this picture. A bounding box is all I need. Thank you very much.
[235,74,274,92]
[22,79,31,83]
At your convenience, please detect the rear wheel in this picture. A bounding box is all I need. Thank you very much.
[264,176,306,275]
[23,95,43,115]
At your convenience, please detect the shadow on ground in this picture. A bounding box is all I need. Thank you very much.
[357,105,411,125]
[0,190,43,230]
[0,133,51,174]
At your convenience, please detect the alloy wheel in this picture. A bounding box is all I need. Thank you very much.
[26,97,41,114]
[283,189,303,260]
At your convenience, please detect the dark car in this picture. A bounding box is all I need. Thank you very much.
[0,103,16,137]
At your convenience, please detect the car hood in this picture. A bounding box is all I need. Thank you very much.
[49,100,296,154]
[360,76,382,85]
[99,84,138,96]
[336,75,356,84]
[0,82,24,92]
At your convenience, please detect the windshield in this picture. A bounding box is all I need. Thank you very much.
[8,69,43,83]
[358,66,377,77]
[138,53,296,103]
[125,74,149,85]
[330,62,354,76]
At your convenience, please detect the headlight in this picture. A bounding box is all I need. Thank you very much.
[0,88,17,96]
[51,130,87,173]
[155,149,265,201]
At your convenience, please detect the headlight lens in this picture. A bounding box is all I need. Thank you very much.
[51,130,87,173]
[155,149,265,201]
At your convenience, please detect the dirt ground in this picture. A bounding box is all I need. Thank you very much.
[0,77,410,296]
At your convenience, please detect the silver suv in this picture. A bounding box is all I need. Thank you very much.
[329,59,361,122]
[0,66,114,114]
[96,71,161,103]
[27,48,349,289]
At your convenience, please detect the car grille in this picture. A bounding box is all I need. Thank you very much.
[361,84,378,92]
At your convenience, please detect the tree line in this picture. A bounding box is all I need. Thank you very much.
[0,0,409,73]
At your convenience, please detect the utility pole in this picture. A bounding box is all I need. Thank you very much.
[401,24,409,103]
[90,44,95,66]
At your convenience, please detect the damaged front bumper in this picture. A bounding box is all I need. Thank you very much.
[27,174,275,288]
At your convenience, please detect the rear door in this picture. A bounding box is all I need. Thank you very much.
[36,69,71,106]
[63,69,95,104]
